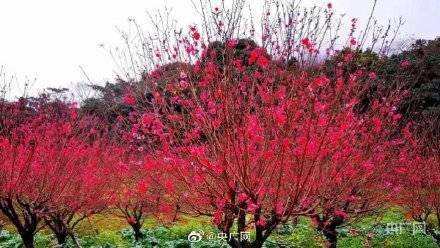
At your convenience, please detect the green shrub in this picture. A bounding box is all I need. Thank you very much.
[372,233,439,248]
[0,230,22,248]
[264,222,324,248]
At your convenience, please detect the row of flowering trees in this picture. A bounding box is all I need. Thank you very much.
[0,44,438,248]
[1,2,438,248]
[104,6,439,241]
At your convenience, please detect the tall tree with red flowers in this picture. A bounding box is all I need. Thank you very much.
[107,2,404,246]
[393,118,440,245]
[305,48,407,247]
[42,122,119,246]
[109,152,174,242]
[120,36,403,247]
[0,96,114,248]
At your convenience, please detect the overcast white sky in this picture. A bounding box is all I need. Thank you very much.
[0,0,439,98]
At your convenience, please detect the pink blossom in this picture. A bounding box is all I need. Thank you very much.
[238,193,248,203]
[257,217,267,227]
[334,209,350,219]
[123,93,136,105]
[275,202,284,215]
[400,59,411,69]
[368,72,377,80]
[247,203,259,213]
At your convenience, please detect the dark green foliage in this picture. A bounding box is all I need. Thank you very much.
[80,80,133,124]
[322,48,382,77]
[387,38,440,123]
[321,38,440,144]
[201,39,258,68]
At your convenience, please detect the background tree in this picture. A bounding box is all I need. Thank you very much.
[385,38,440,138]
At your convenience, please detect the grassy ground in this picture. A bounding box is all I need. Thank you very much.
[0,207,439,247]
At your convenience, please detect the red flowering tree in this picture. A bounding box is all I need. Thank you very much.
[107,1,403,247]
[118,38,402,247]
[306,50,407,247]
[393,119,440,244]
[110,152,174,242]
[42,126,119,246]
[0,97,113,248]
[309,108,401,247]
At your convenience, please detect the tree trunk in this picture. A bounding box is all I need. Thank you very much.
[69,232,82,248]
[130,222,143,242]
[0,199,39,248]
[172,204,180,222]
[323,227,338,248]
[20,232,35,248]
[46,217,69,246]
[0,219,4,232]
[55,232,68,246]
[227,233,265,248]
[225,209,275,248]
[313,214,343,248]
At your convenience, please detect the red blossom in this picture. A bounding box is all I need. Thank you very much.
[334,209,350,219]
[275,203,284,215]
[123,93,136,105]
[247,203,259,213]
[142,114,154,126]
[400,59,411,69]
[350,38,357,46]
[344,53,353,62]
[249,48,270,68]
[301,37,315,51]
[192,31,201,41]
[368,72,377,80]
[238,193,248,203]
[257,217,267,227]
